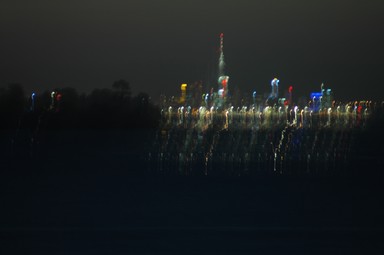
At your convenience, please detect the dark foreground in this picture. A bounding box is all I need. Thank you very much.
[1,163,384,254]
[1,116,384,254]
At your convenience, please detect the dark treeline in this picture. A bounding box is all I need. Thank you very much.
[0,81,160,172]
[0,80,160,130]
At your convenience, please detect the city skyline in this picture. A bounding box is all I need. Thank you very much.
[1,2,384,253]
[1,1,383,101]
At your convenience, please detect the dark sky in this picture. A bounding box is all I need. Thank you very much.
[1,0,383,101]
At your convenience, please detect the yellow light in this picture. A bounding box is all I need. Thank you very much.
[181,84,187,91]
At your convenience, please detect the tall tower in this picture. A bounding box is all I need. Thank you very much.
[218,33,229,99]
[218,33,225,77]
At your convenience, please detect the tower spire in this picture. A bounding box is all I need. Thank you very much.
[218,33,229,102]
[218,33,225,77]
[220,33,224,51]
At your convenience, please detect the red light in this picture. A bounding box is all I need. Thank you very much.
[221,79,227,87]
[289,86,293,93]
[358,105,362,114]
[220,33,224,38]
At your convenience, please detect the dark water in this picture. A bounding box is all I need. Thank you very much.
[1,110,384,253]
[1,163,384,254]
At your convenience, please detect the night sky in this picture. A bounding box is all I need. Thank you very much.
[1,0,383,101]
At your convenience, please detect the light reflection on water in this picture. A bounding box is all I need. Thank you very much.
[149,104,373,176]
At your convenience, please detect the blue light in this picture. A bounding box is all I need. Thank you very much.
[310,92,322,99]
[271,78,279,86]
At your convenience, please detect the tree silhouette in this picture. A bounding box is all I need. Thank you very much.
[0,83,26,128]
[112,79,131,100]
[59,87,81,113]
[5,83,26,113]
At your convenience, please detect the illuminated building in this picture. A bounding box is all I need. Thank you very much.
[265,78,280,106]
[270,78,279,99]
[30,92,36,112]
[288,86,293,106]
[311,83,333,111]
[321,83,333,109]
[180,83,187,104]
